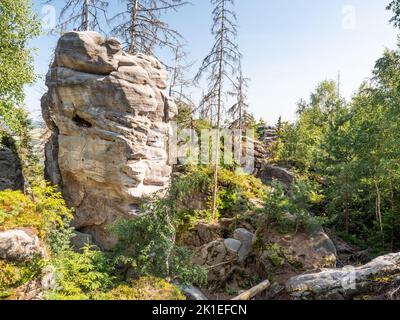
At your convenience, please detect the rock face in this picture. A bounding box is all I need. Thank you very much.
[41,32,176,249]
[256,165,294,190]
[0,229,45,262]
[0,137,24,191]
[286,252,400,300]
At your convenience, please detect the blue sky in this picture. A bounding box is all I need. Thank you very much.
[25,0,399,124]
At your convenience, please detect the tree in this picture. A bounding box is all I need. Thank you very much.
[0,0,41,144]
[195,0,241,219]
[110,0,188,55]
[388,0,400,28]
[46,0,109,32]
[168,44,195,106]
[228,62,250,132]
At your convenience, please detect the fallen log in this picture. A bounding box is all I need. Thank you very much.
[286,252,400,300]
[232,280,271,300]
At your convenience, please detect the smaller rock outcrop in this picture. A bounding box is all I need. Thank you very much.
[256,165,294,190]
[286,252,400,300]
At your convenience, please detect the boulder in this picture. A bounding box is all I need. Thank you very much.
[174,283,208,301]
[256,165,294,190]
[233,228,253,261]
[224,239,242,254]
[0,230,45,262]
[286,252,400,300]
[41,31,176,249]
[70,231,98,252]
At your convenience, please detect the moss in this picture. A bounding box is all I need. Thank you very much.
[96,277,186,300]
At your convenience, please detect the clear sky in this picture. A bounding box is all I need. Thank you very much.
[25,0,399,124]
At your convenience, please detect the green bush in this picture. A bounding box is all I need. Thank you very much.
[263,179,324,234]
[0,186,72,241]
[0,258,43,299]
[95,277,185,301]
[45,246,115,300]
[179,166,267,217]
[110,198,208,287]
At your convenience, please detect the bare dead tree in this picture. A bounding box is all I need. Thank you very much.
[46,0,109,32]
[195,0,241,219]
[110,0,188,55]
[228,61,250,132]
[168,45,196,108]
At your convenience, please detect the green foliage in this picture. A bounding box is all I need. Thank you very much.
[46,246,115,300]
[0,0,41,146]
[388,0,400,28]
[109,177,209,287]
[275,40,400,253]
[0,186,72,241]
[0,258,43,299]
[181,166,267,217]
[95,277,185,300]
[263,180,324,234]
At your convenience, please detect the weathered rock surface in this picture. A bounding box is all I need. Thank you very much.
[174,283,208,301]
[41,31,176,249]
[286,252,400,300]
[0,229,45,262]
[71,231,98,252]
[0,137,24,191]
[256,165,294,190]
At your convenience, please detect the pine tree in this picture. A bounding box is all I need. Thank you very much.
[195,0,241,219]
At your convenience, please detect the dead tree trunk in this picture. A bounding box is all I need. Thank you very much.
[287,252,400,300]
[232,280,271,300]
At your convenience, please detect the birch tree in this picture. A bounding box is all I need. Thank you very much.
[195,0,241,219]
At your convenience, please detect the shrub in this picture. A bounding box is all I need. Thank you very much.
[179,166,267,217]
[110,199,208,287]
[45,246,115,300]
[0,258,42,299]
[262,179,324,234]
[95,277,185,300]
[0,185,72,241]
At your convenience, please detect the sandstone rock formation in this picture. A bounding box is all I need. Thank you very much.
[41,31,176,249]
[286,252,400,300]
[0,137,24,191]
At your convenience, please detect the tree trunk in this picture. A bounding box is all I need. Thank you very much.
[129,0,139,54]
[169,46,179,97]
[211,1,225,220]
[232,280,271,300]
[83,0,90,31]
[344,174,349,233]
[375,181,383,232]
